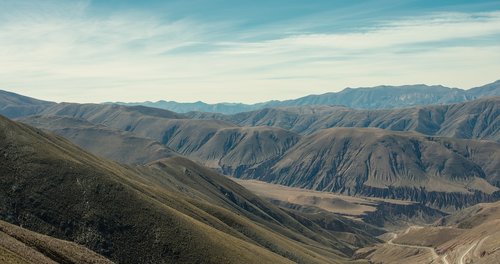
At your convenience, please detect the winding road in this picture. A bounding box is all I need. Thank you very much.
[458,236,490,264]
[459,242,477,264]
[387,226,454,264]
[387,227,442,263]
[387,226,489,264]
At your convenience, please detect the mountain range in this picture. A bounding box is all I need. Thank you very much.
[0,86,499,263]
[115,80,500,114]
[1,89,498,210]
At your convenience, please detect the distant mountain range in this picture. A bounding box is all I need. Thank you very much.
[114,80,500,114]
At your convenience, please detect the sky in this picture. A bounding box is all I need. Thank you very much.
[0,0,499,103]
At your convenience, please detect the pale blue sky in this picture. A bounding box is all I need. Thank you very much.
[0,0,499,103]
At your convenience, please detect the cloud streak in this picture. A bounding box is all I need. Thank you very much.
[0,1,499,103]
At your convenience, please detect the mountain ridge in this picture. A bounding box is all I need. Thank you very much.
[114,80,500,114]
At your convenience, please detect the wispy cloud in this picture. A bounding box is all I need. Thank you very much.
[0,1,499,103]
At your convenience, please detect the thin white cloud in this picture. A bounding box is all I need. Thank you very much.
[216,12,500,54]
[0,1,499,103]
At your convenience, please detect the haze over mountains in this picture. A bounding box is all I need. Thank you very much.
[116,80,500,114]
[0,85,499,263]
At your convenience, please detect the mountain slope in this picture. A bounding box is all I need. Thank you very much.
[235,179,447,230]
[3,90,498,143]
[0,115,296,264]
[3,91,498,211]
[135,157,380,259]
[244,128,500,209]
[1,115,377,263]
[38,102,237,146]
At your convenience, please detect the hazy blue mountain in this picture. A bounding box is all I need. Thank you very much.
[115,81,500,114]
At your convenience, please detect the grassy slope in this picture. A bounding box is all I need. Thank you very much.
[0,115,373,263]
